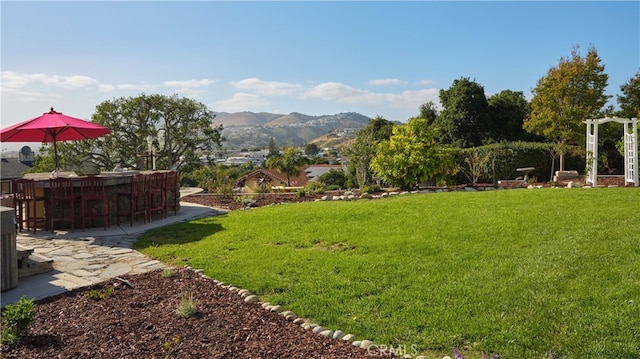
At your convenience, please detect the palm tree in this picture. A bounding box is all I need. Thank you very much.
[266,147,302,186]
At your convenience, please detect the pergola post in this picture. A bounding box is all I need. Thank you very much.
[585,117,638,187]
[585,119,598,186]
[623,118,638,186]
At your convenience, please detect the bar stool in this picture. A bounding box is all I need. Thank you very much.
[80,176,110,231]
[49,177,76,232]
[165,171,180,216]
[146,172,166,220]
[12,178,48,233]
[116,173,147,227]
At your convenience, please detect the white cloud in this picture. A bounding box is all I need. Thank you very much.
[367,78,407,86]
[387,88,440,109]
[416,79,438,86]
[163,79,216,88]
[0,70,441,125]
[161,79,216,99]
[302,82,371,102]
[118,84,141,91]
[301,81,441,118]
[173,88,208,98]
[1,71,34,88]
[230,78,303,96]
[54,75,98,88]
[1,71,98,89]
[98,84,116,92]
[214,92,271,113]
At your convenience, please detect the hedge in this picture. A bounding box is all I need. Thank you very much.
[453,142,585,185]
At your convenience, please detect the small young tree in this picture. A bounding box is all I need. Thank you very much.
[346,116,394,188]
[459,150,490,185]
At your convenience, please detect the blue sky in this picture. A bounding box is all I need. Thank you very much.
[1,1,639,151]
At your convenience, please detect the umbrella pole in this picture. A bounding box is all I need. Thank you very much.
[52,133,59,170]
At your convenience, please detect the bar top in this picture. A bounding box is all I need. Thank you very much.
[23,170,172,181]
[23,170,173,187]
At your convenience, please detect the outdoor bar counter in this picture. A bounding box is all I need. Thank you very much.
[20,170,177,230]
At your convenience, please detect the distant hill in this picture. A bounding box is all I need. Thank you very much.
[213,112,283,127]
[216,111,371,150]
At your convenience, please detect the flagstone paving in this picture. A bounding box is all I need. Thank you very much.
[17,234,166,285]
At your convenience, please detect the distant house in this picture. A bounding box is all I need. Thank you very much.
[0,157,34,194]
[239,164,344,193]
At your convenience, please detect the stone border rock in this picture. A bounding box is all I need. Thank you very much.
[312,181,620,205]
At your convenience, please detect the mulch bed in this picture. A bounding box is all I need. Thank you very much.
[1,269,390,358]
[181,192,328,211]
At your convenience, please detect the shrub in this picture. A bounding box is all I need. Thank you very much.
[317,168,347,188]
[360,184,381,194]
[163,335,182,358]
[304,181,325,194]
[175,292,198,318]
[241,198,257,207]
[1,296,36,346]
[253,185,272,194]
[87,286,114,300]
[162,268,177,278]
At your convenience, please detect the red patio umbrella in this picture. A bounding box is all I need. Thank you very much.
[0,108,111,169]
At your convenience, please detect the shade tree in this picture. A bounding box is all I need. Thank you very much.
[28,94,223,173]
[434,77,489,147]
[523,45,609,170]
[618,71,640,118]
[487,90,533,142]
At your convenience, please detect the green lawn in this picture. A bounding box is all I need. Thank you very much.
[135,188,640,358]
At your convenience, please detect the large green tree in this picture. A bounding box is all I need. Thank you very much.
[304,143,320,156]
[435,77,489,147]
[487,90,532,142]
[96,94,222,171]
[618,71,640,118]
[370,118,457,190]
[28,94,223,173]
[523,46,609,170]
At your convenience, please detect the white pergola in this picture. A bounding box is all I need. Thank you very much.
[585,117,638,187]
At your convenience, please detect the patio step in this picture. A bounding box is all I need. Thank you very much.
[16,244,54,278]
[16,244,34,269]
[18,253,54,278]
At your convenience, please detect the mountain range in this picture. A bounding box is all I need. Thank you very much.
[214,111,372,150]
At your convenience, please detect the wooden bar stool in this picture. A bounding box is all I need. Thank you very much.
[12,178,48,233]
[80,176,110,231]
[49,177,76,232]
[116,174,147,227]
[165,171,180,216]
[146,172,166,220]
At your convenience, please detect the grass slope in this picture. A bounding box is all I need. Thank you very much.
[135,188,640,358]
